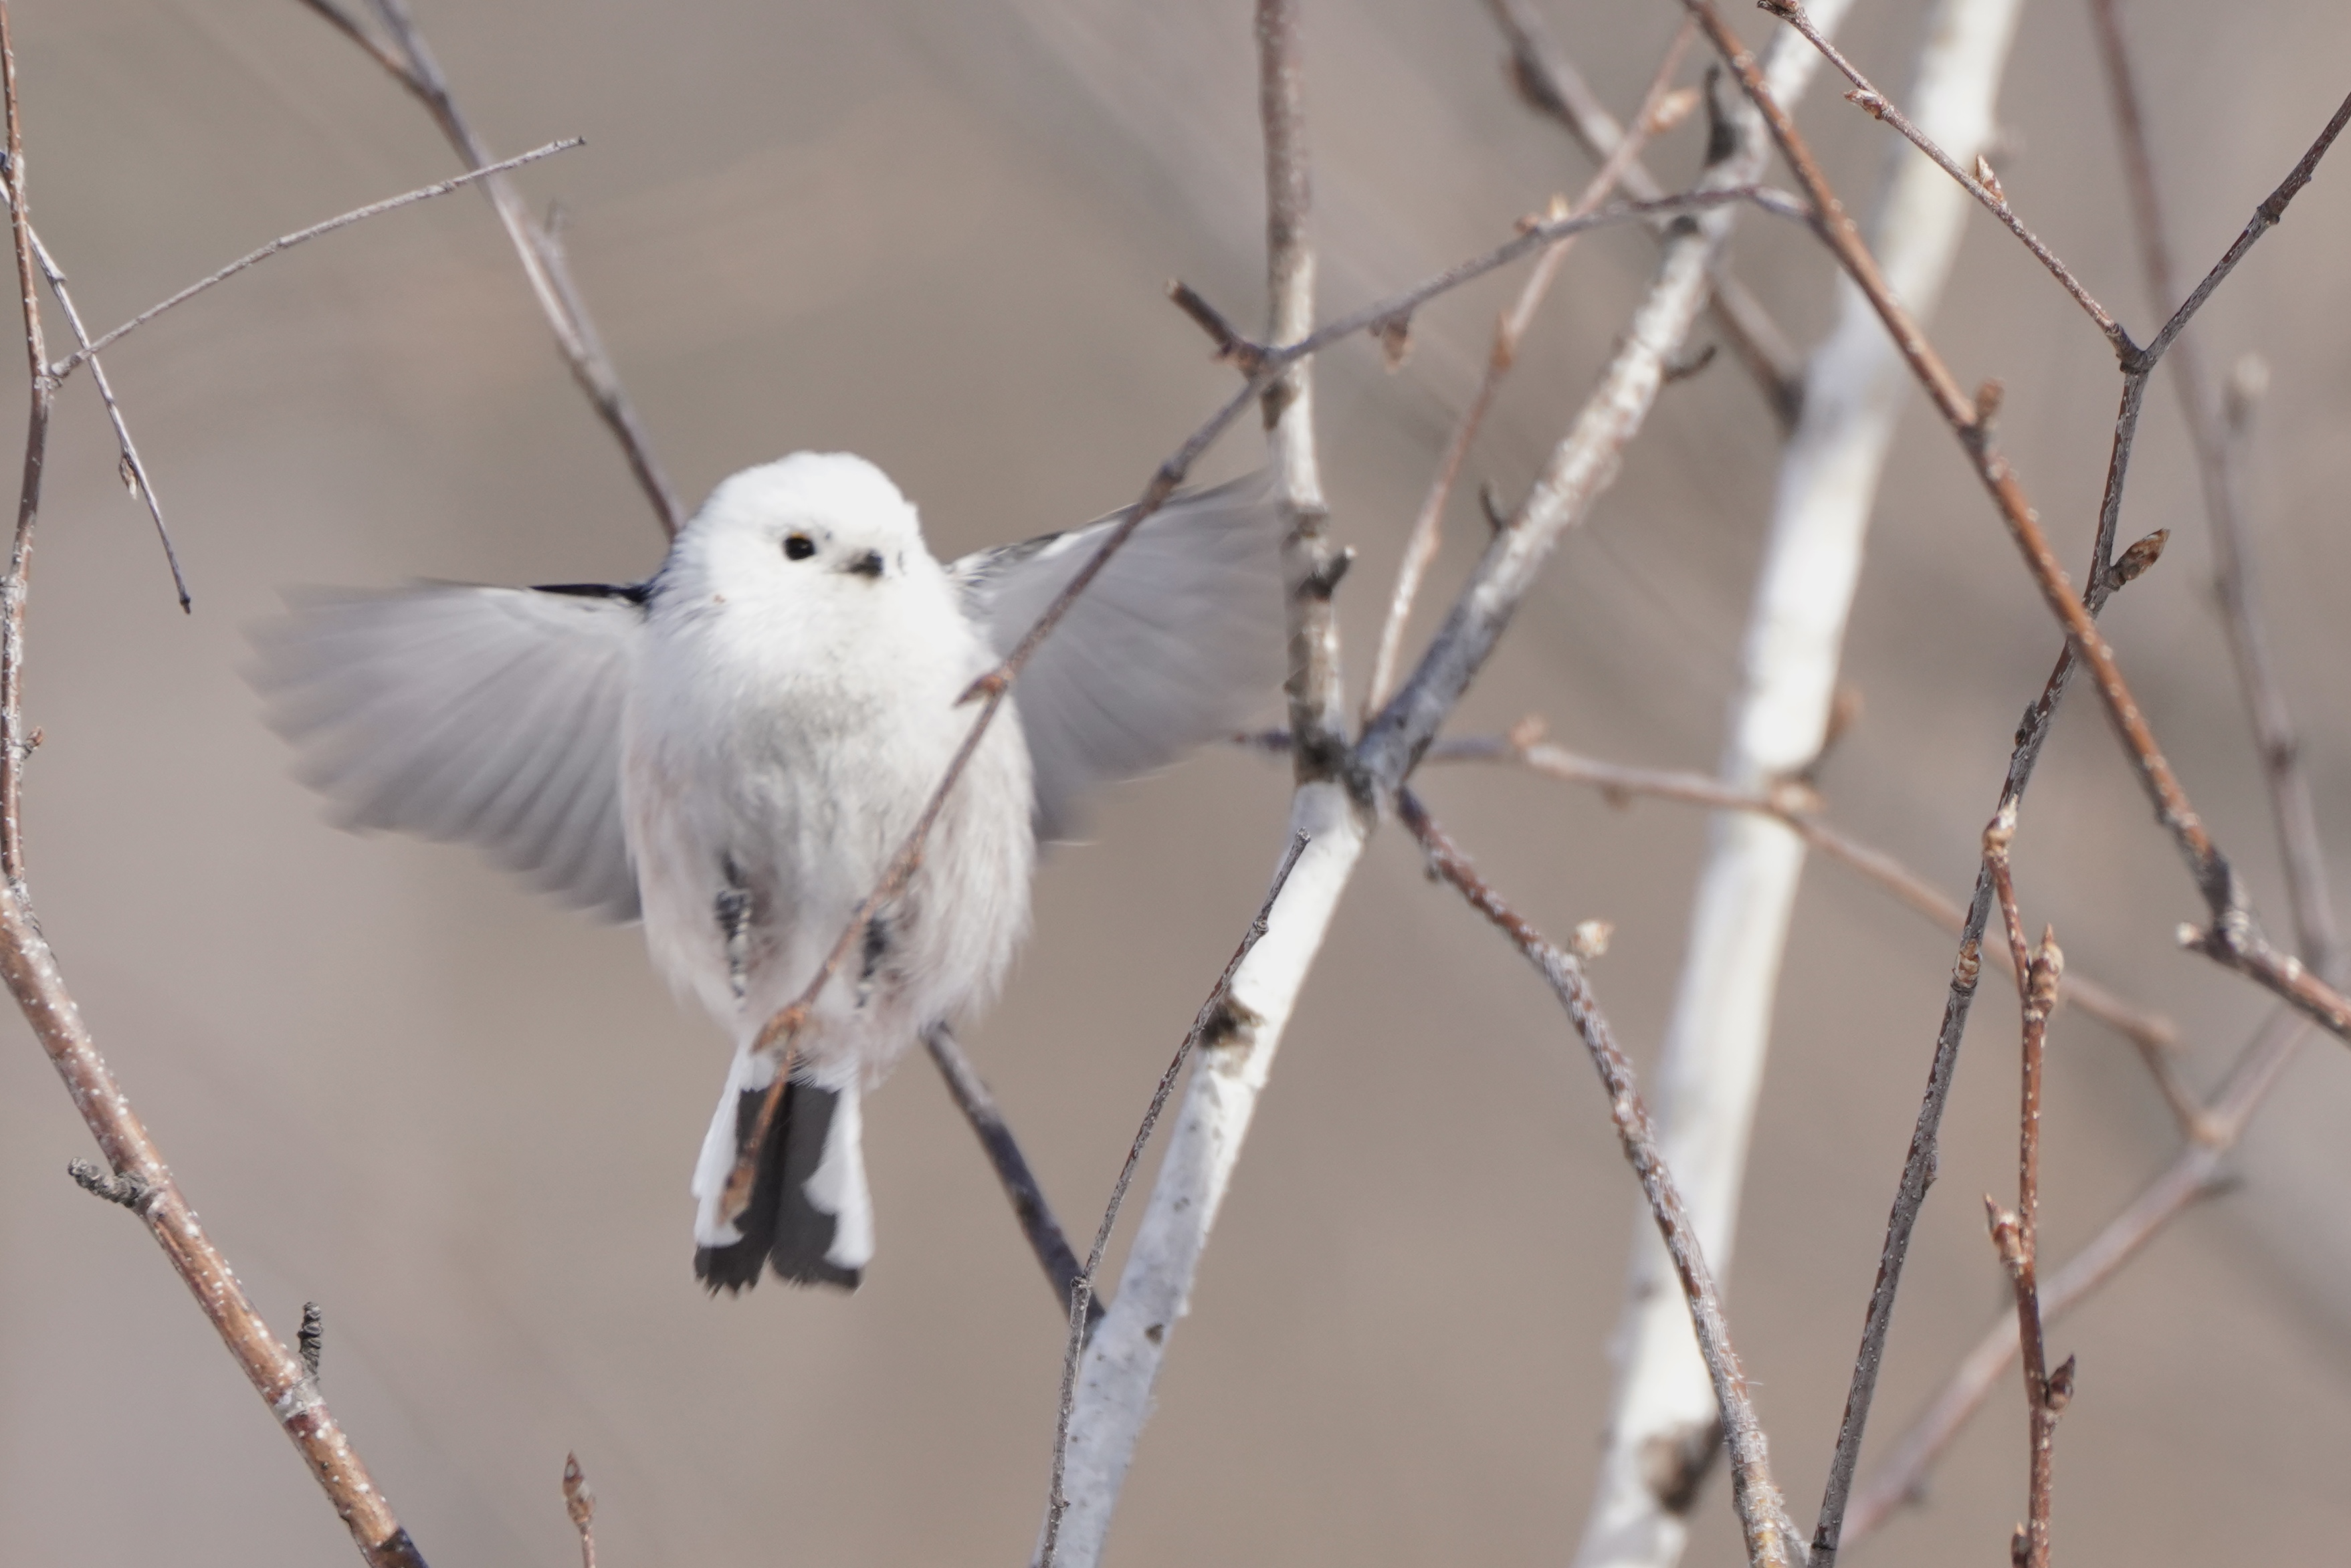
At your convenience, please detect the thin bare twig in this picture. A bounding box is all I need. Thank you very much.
[306,0,686,535]
[1845,1005,2303,1539]
[1983,810,2070,1568]
[922,1023,1101,1331]
[1401,791,1799,1568]
[0,193,191,608]
[1485,0,1807,425]
[1364,20,1695,718]
[1038,832,1309,1568]
[1758,0,2131,356]
[0,11,422,1563]
[54,140,579,379]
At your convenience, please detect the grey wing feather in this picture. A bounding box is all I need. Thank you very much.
[248,584,643,920]
[954,471,1286,841]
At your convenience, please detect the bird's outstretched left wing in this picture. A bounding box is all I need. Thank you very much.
[952,472,1287,841]
[249,583,645,919]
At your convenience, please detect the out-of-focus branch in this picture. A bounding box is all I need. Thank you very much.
[1364,20,1696,717]
[0,12,423,1563]
[2087,0,2341,984]
[1568,5,2019,1561]
[299,0,685,536]
[922,1024,1101,1331]
[1401,792,1800,1568]
[1485,0,1805,427]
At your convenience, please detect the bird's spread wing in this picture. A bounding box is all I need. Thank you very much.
[952,471,1286,841]
[249,583,645,920]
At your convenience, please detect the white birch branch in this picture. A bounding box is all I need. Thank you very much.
[1047,13,1831,1565]
[1570,4,2022,1565]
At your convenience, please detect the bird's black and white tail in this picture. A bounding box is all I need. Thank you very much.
[692,1049,873,1291]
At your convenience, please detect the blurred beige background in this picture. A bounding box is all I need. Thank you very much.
[4,1,2350,1563]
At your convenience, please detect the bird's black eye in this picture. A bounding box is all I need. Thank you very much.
[783,534,817,562]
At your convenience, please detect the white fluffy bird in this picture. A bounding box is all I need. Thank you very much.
[252,453,1284,1291]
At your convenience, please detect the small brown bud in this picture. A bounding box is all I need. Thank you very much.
[1374,313,1413,372]
[2106,528,2169,590]
[1973,378,2005,430]
[1973,152,2005,203]
[1570,919,1615,961]
[2045,1354,2077,1412]
[563,1452,597,1530]
[1845,86,1889,119]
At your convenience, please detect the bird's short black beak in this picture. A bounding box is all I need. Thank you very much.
[842,549,886,579]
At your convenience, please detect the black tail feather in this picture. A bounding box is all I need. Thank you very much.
[695,1077,862,1293]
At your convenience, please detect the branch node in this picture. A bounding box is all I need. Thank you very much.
[67,1157,154,1214]
[298,1301,324,1376]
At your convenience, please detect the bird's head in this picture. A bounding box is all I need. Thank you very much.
[663,452,931,619]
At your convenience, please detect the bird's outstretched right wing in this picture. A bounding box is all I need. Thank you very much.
[248,583,645,920]
[951,471,1287,841]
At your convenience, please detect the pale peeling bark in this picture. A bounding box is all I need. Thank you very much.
[1571,4,2023,1566]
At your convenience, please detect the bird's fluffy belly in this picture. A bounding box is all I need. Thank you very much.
[623,674,1035,1076]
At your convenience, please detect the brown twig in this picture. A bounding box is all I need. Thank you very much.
[52,140,581,380]
[1400,790,1799,1568]
[1758,0,2131,356]
[1845,1004,2303,1540]
[561,1453,597,1568]
[0,195,191,608]
[1982,811,2070,1568]
[0,11,423,1563]
[1038,832,1310,1568]
[300,0,684,536]
[1485,0,1806,426]
[922,1023,1101,1332]
[1363,20,1696,719]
